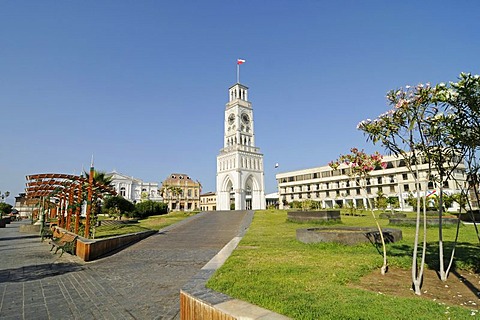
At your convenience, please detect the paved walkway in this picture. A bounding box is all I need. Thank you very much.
[0,211,251,320]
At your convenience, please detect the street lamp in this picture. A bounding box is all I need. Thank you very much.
[0,191,10,203]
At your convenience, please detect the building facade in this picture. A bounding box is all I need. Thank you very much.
[276,154,468,211]
[12,193,36,218]
[107,171,162,203]
[160,173,201,211]
[216,82,266,210]
[200,192,217,211]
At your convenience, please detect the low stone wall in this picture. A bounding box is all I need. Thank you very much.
[389,217,459,226]
[19,224,41,233]
[287,210,341,223]
[296,226,403,245]
[379,212,407,219]
[97,219,139,227]
[75,230,157,262]
[458,212,480,222]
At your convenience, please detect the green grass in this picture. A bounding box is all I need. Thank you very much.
[94,211,198,238]
[207,210,479,319]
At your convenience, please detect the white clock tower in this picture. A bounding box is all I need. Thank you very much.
[216,83,266,210]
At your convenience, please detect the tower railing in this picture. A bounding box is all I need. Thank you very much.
[219,145,260,154]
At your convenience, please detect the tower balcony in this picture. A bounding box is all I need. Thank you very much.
[220,145,260,154]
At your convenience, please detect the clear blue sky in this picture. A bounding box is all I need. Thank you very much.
[1,1,479,204]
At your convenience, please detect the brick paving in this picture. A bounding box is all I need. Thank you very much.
[0,211,251,320]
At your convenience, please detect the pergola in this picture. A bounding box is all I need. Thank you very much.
[25,168,116,238]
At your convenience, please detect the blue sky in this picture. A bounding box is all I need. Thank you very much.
[1,1,479,204]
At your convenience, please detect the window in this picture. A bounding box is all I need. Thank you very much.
[120,187,126,197]
[402,173,408,180]
[443,181,449,188]
[404,184,410,192]
[377,177,382,184]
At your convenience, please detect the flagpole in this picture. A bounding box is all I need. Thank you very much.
[237,63,240,83]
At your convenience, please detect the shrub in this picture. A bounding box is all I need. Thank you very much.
[135,200,168,218]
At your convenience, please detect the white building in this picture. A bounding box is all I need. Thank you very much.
[107,171,162,203]
[276,153,468,211]
[216,82,266,210]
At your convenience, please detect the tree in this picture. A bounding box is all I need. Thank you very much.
[375,190,388,212]
[386,197,399,214]
[0,203,13,215]
[330,148,389,274]
[358,72,480,291]
[102,196,135,219]
[135,200,168,218]
[84,170,113,187]
[358,83,433,293]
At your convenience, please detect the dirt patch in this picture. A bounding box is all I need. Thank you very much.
[351,267,480,311]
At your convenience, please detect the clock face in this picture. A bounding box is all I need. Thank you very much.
[228,113,235,124]
[241,113,250,124]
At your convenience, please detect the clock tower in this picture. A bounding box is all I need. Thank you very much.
[216,83,266,210]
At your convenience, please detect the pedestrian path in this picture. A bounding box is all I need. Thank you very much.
[0,211,250,320]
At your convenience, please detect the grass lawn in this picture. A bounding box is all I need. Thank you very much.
[207,210,479,319]
[94,211,198,238]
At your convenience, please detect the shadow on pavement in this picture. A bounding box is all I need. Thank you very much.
[0,235,40,241]
[0,263,84,283]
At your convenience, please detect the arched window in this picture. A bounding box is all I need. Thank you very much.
[120,187,126,197]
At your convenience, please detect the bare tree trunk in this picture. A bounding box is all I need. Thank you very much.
[412,168,427,295]
[361,177,388,275]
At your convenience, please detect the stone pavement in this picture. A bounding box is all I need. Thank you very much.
[0,211,251,320]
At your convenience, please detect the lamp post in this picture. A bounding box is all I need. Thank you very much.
[0,191,10,203]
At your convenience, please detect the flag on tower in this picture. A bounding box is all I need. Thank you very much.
[237,59,246,65]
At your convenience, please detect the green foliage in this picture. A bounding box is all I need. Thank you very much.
[375,191,387,211]
[134,200,168,218]
[289,201,302,209]
[95,212,198,238]
[0,203,13,215]
[102,195,135,218]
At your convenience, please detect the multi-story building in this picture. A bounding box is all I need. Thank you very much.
[12,193,36,218]
[160,173,201,211]
[276,153,468,211]
[107,171,162,203]
[199,192,217,211]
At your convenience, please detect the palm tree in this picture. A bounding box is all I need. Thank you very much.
[83,170,113,188]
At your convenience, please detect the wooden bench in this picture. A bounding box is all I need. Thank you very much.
[49,231,78,257]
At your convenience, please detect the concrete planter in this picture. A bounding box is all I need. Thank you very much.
[287,210,341,223]
[296,226,402,245]
[379,212,407,219]
[389,217,459,226]
[75,229,157,261]
[458,212,480,222]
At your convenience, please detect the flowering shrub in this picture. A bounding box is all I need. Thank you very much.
[329,148,386,180]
